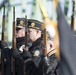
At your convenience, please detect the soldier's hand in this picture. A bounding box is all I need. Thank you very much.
[43,56,50,64]
[0,41,8,50]
[22,50,31,60]
[46,40,56,56]
[11,48,20,59]
[40,55,50,66]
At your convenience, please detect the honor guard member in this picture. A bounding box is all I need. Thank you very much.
[41,39,60,75]
[20,19,43,75]
[41,22,60,75]
[15,18,26,75]
[13,18,31,75]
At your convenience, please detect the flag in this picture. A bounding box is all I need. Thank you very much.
[57,2,76,75]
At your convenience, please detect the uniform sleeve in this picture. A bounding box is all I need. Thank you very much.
[2,48,12,62]
[2,48,11,75]
[42,55,59,75]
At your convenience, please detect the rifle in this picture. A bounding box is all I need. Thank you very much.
[23,15,28,75]
[1,5,6,75]
[71,0,75,31]
[25,15,28,51]
[12,6,16,75]
[42,28,47,56]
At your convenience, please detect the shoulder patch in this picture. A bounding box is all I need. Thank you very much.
[34,50,40,56]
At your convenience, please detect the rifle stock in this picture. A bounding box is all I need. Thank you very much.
[1,5,6,75]
[71,0,75,31]
[24,15,28,51]
[12,7,16,49]
[23,15,28,75]
[12,7,16,75]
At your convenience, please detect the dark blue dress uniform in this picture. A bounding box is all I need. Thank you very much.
[11,18,25,75]
[22,37,43,75]
[14,18,32,75]
[15,37,25,75]
[0,36,26,75]
[29,37,43,66]
[15,37,31,75]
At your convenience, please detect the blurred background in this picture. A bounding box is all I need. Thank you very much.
[0,0,76,46]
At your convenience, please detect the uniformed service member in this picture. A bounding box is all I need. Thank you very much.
[14,18,26,75]
[42,40,60,75]
[21,19,43,75]
[12,18,32,75]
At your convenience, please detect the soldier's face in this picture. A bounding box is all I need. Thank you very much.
[28,28,37,42]
[16,28,25,37]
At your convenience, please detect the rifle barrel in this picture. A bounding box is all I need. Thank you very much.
[25,15,28,48]
[43,28,47,56]
[12,6,16,75]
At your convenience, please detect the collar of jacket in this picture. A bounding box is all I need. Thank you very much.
[16,37,25,43]
[31,37,42,47]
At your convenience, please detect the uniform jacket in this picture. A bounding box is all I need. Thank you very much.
[15,37,30,75]
[22,37,43,75]
[15,37,25,75]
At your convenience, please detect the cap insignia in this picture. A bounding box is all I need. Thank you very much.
[31,22,35,27]
[20,20,24,25]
